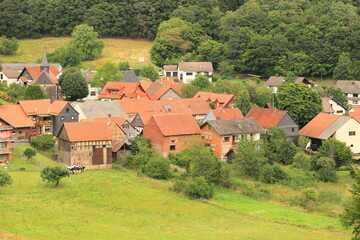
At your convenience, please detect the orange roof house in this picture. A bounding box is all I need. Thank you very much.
[299,112,360,153]
[143,114,201,157]
[146,81,182,100]
[246,108,299,137]
[322,97,347,115]
[98,82,149,100]
[349,106,360,122]
[202,108,244,124]
[0,105,35,142]
[194,91,235,108]
[57,121,113,167]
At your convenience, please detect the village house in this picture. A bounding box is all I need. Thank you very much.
[202,108,244,124]
[246,108,299,137]
[163,62,213,83]
[266,76,312,93]
[17,53,62,99]
[143,114,201,157]
[146,81,182,100]
[81,115,138,143]
[1,63,62,73]
[194,91,235,108]
[322,97,347,115]
[83,69,101,100]
[0,118,13,163]
[71,100,129,121]
[140,79,152,91]
[201,118,263,162]
[118,98,211,122]
[18,99,78,136]
[0,68,19,85]
[57,121,112,168]
[349,106,360,122]
[0,105,36,142]
[334,80,360,106]
[98,82,149,100]
[299,112,360,153]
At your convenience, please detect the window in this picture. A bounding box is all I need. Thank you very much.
[61,116,64,121]
[66,108,69,112]
[12,130,15,134]
[171,139,176,143]
[71,116,75,120]
[45,125,52,132]
[173,72,178,77]
[32,117,36,121]
[353,101,358,104]
[0,142,6,148]
[354,94,359,97]
[90,91,96,96]
[166,72,171,77]
[123,124,129,129]
[224,136,230,142]
[186,72,193,76]
[19,131,22,134]
[32,127,36,131]
[170,145,176,151]
[349,131,356,136]
[0,74,3,80]
[351,144,354,147]
[129,132,134,137]
[292,127,295,132]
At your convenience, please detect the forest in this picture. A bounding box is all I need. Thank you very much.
[2,0,360,78]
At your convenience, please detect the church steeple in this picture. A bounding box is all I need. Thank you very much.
[40,52,49,73]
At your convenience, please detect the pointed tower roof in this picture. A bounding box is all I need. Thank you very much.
[40,52,49,67]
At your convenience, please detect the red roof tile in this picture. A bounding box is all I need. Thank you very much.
[25,66,59,83]
[151,114,201,136]
[63,121,112,142]
[246,108,288,128]
[99,82,149,100]
[194,91,234,107]
[299,113,340,138]
[349,106,360,123]
[81,116,128,127]
[0,105,34,128]
[18,99,69,116]
[212,108,244,120]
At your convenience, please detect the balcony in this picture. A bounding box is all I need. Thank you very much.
[0,148,13,154]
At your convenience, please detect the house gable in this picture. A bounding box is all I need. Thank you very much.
[277,113,299,136]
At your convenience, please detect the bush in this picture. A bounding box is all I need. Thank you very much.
[315,157,337,182]
[141,156,172,180]
[168,150,190,170]
[122,137,155,168]
[292,152,311,171]
[285,172,316,189]
[23,148,36,160]
[218,163,233,188]
[259,165,288,184]
[0,170,13,187]
[30,134,56,152]
[40,166,70,187]
[185,177,214,199]
[119,61,130,71]
[172,180,187,193]
[0,36,19,55]
[299,188,319,211]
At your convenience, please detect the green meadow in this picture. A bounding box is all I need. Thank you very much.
[0,145,353,239]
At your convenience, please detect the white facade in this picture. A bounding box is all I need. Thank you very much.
[333,118,360,154]
[85,84,101,100]
[178,69,213,83]
[328,99,346,115]
[0,72,18,86]
[346,93,360,106]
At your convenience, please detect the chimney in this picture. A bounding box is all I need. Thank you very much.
[108,114,112,119]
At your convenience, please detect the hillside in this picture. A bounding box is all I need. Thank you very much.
[0,146,352,240]
[0,37,153,69]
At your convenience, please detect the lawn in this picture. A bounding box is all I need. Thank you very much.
[0,37,153,69]
[0,146,353,239]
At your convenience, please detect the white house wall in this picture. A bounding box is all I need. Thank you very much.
[332,118,360,154]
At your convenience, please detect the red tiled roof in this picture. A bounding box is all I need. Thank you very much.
[140,79,152,90]
[299,113,341,138]
[0,105,34,128]
[63,121,112,142]
[246,108,287,128]
[194,91,234,107]
[81,116,128,127]
[151,114,201,136]
[18,99,70,116]
[99,82,149,100]
[349,106,360,123]
[212,108,244,120]
[20,76,28,83]
[25,66,59,83]
[2,69,19,78]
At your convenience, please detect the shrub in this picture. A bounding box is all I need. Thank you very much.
[30,134,56,152]
[141,156,172,180]
[315,157,337,182]
[185,177,214,199]
[259,165,288,184]
[122,137,155,168]
[292,152,311,171]
[299,188,319,211]
[169,150,190,170]
[23,148,36,160]
[317,139,353,168]
[119,61,130,71]
[285,172,316,189]
[172,180,187,193]
[218,163,233,188]
[0,170,13,187]
[40,166,70,187]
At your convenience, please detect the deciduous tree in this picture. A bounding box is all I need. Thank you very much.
[24,85,48,100]
[92,61,123,88]
[40,166,70,187]
[60,67,89,101]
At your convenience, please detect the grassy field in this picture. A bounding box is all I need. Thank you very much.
[0,145,353,239]
[0,37,153,69]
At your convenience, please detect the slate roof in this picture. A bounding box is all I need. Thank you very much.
[151,114,201,136]
[121,70,139,83]
[72,100,129,120]
[299,113,351,139]
[62,121,112,142]
[246,108,288,128]
[163,65,177,71]
[178,62,213,72]
[334,80,360,94]
[205,118,264,136]
[40,52,49,67]
[1,69,19,78]
[0,105,34,128]
[32,71,57,85]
